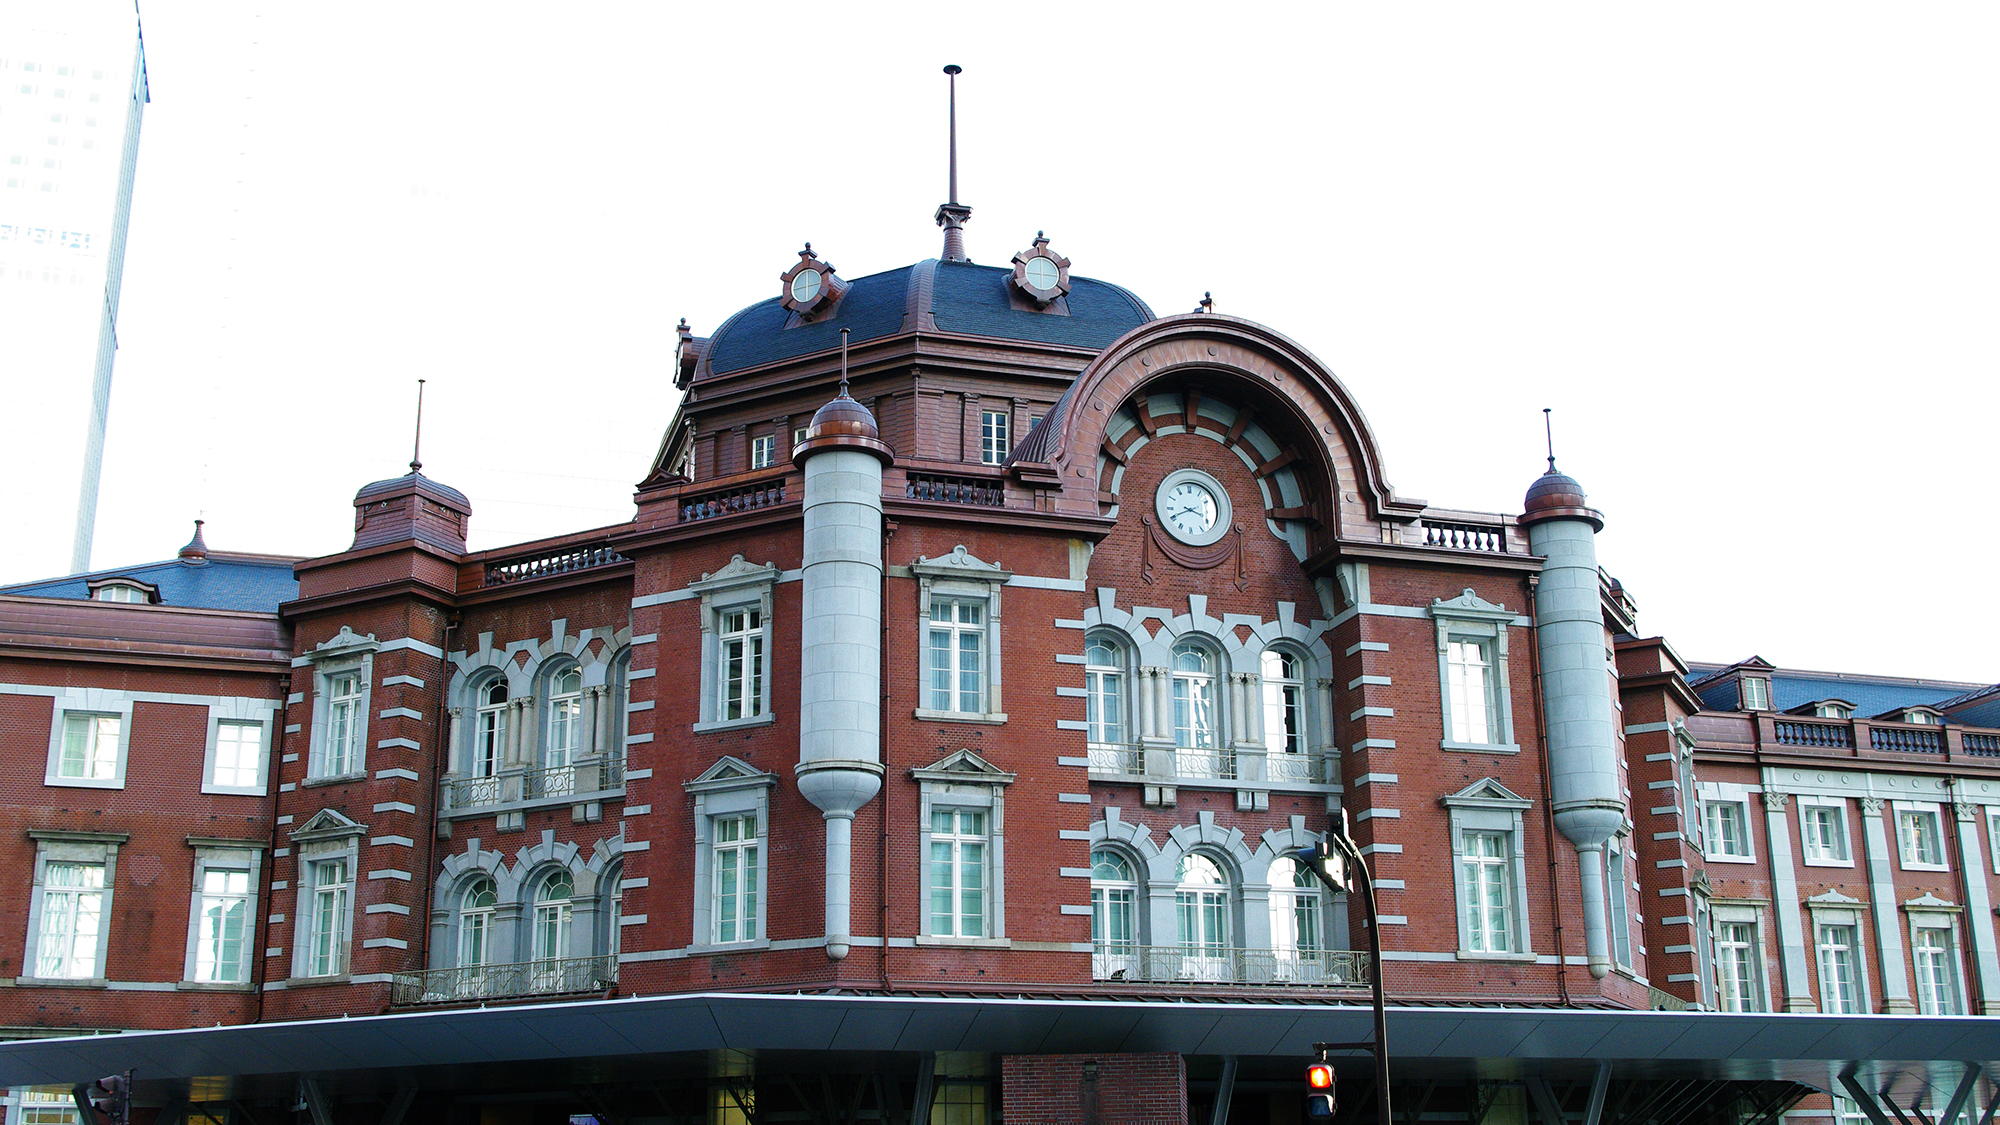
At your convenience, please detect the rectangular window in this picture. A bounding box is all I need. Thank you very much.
[1084,662,1124,746]
[1800,801,1851,864]
[749,434,775,469]
[979,410,1010,465]
[793,426,808,449]
[1897,806,1945,868]
[1714,919,1764,1011]
[1739,677,1770,710]
[712,813,760,944]
[211,720,263,790]
[318,671,363,777]
[926,599,985,714]
[1704,800,1752,860]
[18,1088,81,1125]
[1446,638,1493,744]
[306,858,351,977]
[928,808,988,938]
[192,865,253,983]
[719,608,765,721]
[1991,809,2000,875]
[1460,830,1514,953]
[1912,925,1961,1015]
[1606,845,1632,967]
[58,713,120,780]
[35,860,106,978]
[1816,922,1864,1013]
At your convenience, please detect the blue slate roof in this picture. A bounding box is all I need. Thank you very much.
[706,259,1154,375]
[1687,662,1988,719]
[0,554,299,613]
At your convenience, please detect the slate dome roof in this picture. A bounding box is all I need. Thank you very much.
[705,258,1155,377]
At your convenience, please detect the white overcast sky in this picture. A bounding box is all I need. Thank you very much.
[47,2,2000,683]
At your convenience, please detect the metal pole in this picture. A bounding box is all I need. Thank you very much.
[1333,830,1391,1125]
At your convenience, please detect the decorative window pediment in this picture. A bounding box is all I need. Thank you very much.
[692,555,781,596]
[911,545,1012,583]
[912,748,1017,786]
[1903,891,1959,911]
[1430,588,1513,621]
[1805,888,1863,908]
[1442,778,1531,811]
[687,755,778,796]
[291,808,367,843]
[311,626,380,661]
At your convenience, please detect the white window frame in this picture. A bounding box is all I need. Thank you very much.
[469,674,508,778]
[1989,807,2000,875]
[692,556,779,733]
[92,581,149,603]
[1429,590,1519,753]
[1083,632,1131,763]
[289,810,364,980]
[1711,903,1768,1012]
[1170,638,1222,751]
[182,841,264,986]
[1807,897,1870,1014]
[913,749,1015,946]
[1174,852,1234,979]
[1798,797,1853,866]
[1260,647,1310,759]
[304,627,378,782]
[1443,779,1534,960]
[1893,801,1948,871]
[20,830,124,984]
[979,408,1010,465]
[203,698,276,795]
[1090,847,1141,978]
[541,662,583,776]
[911,547,1010,724]
[1905,901,1965,1016]
[44,690,134,789]
[687,756,777,951]
[749,433,775,470]
[1703,798,1754,862]
[1739,676,1771,711]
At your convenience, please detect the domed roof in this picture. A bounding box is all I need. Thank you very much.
[354,471,470,508]
[1521,466,1603,529]
[792,388,892,466]
[705,259,1155,377]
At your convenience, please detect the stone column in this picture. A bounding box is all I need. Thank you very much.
[1859,797,1915,1012]
[1760,790,1815,1010]
[1951,799,2000,1008]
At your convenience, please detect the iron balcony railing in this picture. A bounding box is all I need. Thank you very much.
[391,954,616,1006]
[442,757,626,811]
[1093,945,1371,988]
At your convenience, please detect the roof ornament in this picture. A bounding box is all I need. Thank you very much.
[935,65,973,263]
[1197,292,1214,314]
[409,378,427,474]
[1542,406,1556,472]
[178,518,209,562]
[839,327,851,396]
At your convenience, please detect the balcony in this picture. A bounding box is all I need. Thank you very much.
[1093,945,1371,988]
[391,955,616,1006]
[441,756,625,814]
[1085,746,1332,786]
[1756,714,2000,764]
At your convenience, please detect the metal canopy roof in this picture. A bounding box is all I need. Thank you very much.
[2,995,1995,1109]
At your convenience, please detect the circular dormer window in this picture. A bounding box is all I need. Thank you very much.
[790,269,821,304]
[1011,232,1071,306]
[1023,255,1059,291]
[778,243,845,319]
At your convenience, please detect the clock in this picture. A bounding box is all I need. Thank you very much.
[1155,468,1231,546]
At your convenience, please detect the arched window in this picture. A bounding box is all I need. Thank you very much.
[458,875,496,970]
[530,870,574,987]
[1084,635,1132,773]
[1175,853,1231,979]
[472,679,507,777]
[1262,649,1318,782]
[1090,848,1138,979]
[1171,641,1218,749]
[599,862,624,958]
[545,666,583,769]
[1269,857,1325,965]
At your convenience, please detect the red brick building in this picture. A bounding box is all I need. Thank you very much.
[2,214,1997,1124]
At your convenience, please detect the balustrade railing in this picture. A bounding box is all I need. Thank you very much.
[681,479,787,522]
[483,543,627,587]
[1088,746,1145,775]
[1174,748,1238,781]
[443,757,626,811]
[1092,945,1370,988]
[905,472,1005,507]
[1871,726,1943,754]
[1964,732,2000,757]
[1771,720,1853,749]
[1265,750,1329,784]
[526,763,578,799]
[1421,520,1508,553]
[391,954,616,1006]
[444,772,502,810]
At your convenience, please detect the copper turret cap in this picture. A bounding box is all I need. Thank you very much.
[1521,466,1604,531]
[178,519,210,562]
[792,388,893,467]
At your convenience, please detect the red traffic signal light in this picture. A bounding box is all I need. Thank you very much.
[89,1072,131,1125]
[1305,1063,1336,1119]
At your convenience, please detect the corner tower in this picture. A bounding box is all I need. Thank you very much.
[1521,459,1623,978]
[791,355,892,960]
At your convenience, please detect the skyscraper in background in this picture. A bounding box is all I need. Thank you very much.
[0,0,146,580]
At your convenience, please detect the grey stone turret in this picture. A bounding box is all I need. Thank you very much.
[1522,464,1623,978]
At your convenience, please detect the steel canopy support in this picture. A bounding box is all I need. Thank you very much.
[1207,1056,1237,1125]
[296,1078,332,1125]
[1583,1062,1612,1125]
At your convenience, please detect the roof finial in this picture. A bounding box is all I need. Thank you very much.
[839,327,851,396]
[934,65,972,262]
[179,518,209,562]
[1197,292,1214,314]
[1542,407,1556,472]
[410,378,427,473]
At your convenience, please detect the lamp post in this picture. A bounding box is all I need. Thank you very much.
[1294,811,1390,1125]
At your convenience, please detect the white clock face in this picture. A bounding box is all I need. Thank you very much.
[1154,469,1231,546]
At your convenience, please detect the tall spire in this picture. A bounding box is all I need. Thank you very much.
[1542,406,1556,472]
[410,378,427,473]
[934,64,972,262]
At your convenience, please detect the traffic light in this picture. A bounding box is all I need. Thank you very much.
[89,1071,131,1125]
[1305,1061,1336,1119]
